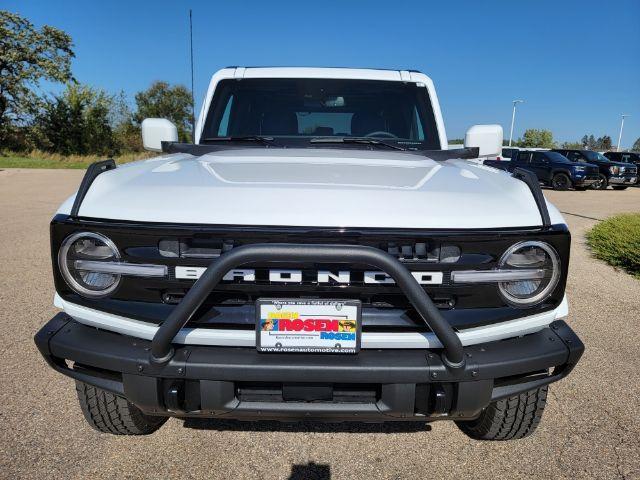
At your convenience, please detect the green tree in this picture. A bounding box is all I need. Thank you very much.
[632,138,640,152]
[581,134,597,149]
[519,129,555,148]
[0,10,74,145]
[134,81,192,142]
[35,83,119,155]
[595,135,612,151]
[560,141,583,149]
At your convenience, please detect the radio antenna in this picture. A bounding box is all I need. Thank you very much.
[189,9,195,143]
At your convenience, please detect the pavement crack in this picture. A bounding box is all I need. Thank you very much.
[560,211,604,222]
[600,406,633,480]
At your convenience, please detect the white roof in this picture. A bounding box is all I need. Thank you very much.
[195,67,447,147]
[232,66,426,82]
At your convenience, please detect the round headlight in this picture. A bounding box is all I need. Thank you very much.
[58,232,121,297]
[498,241,560,307]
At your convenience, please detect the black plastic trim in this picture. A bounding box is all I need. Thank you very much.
[511,167,551,227]
[52,213,569,236]
[161,142,480,162]
[35,314,584,420]
[49,215,571,331]
[70,160,116,217]
[33,313,125,395]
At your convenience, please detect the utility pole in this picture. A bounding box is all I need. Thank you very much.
[616,114,628,151]
[509,100,524,147]
[189,9,195,143]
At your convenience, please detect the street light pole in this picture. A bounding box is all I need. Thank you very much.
[616,114,628,151]
[509,100,524,147]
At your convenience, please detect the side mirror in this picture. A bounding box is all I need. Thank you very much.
[141,118,178,152]
[464,124,503,157]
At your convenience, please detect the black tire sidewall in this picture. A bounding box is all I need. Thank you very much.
[592,174,608,190]
[552,173,571,191]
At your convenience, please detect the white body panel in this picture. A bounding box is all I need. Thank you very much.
[55,294,568,350]
[57,148,565,228]
[56,66,566,229]
[141,118,178,152]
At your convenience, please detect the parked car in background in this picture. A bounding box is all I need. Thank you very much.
[604,151,640,179]
[500,147,519,160]
[484,150,599,190]
[484,146,519,162]
[552,149,637,190]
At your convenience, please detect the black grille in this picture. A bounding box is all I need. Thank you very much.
[51,215,571,331]
[160,237,459,263]
[237,382,379,403]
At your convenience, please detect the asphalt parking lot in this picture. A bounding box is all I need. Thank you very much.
[0,168,638,480]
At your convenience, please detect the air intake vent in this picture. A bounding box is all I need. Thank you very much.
[160,238,460,263]
[159,239,234,259]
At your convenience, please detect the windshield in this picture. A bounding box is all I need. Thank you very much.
[582,151,611,162]
[202,78,440,149]
[546,152,571,162]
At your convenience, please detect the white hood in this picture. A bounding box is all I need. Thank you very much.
[58,148,564,229]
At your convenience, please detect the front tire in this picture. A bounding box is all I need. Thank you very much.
[75,381,167,435]
[456,386,548,441]
[551,173,571,191]
[591,174,609,190]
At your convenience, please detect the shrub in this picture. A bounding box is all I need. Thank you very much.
[586,214,640,279]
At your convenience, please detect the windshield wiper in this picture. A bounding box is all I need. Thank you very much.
[201,135,276,145]
[309,136,406,151]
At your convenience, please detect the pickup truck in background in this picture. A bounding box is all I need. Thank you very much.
[552,149,637,190]
[604,151,640,179]
[484,150,600,190]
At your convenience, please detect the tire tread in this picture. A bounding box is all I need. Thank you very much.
[456,386,548,441]
[75,381,166,435]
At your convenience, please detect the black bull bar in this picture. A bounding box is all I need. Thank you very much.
[150,243,466,369]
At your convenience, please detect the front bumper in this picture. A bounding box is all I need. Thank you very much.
[609,175,637,185]
[36,313,584,422]
[573,175,599,186]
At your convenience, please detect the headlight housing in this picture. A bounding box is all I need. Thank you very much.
[609,165,620,175]
[573,165,586,172]
[498,241,560,307]
[58,232,121,297]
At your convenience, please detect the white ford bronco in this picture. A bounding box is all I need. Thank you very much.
[35,67,583,440]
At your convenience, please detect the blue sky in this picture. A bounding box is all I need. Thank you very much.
[6,0,640,145]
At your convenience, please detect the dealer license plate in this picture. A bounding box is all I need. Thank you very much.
[256,299,361,353]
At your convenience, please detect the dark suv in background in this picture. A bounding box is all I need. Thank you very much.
[604,151,640,181]
[500,147,519,160]
[552,149,637,190]
[484,150,599,190]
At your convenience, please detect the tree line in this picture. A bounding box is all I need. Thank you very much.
[451,129,639,151]
[0,10,193,156]
[509,129,635,151]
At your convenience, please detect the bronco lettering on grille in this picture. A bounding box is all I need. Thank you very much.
[174,267,444,285]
